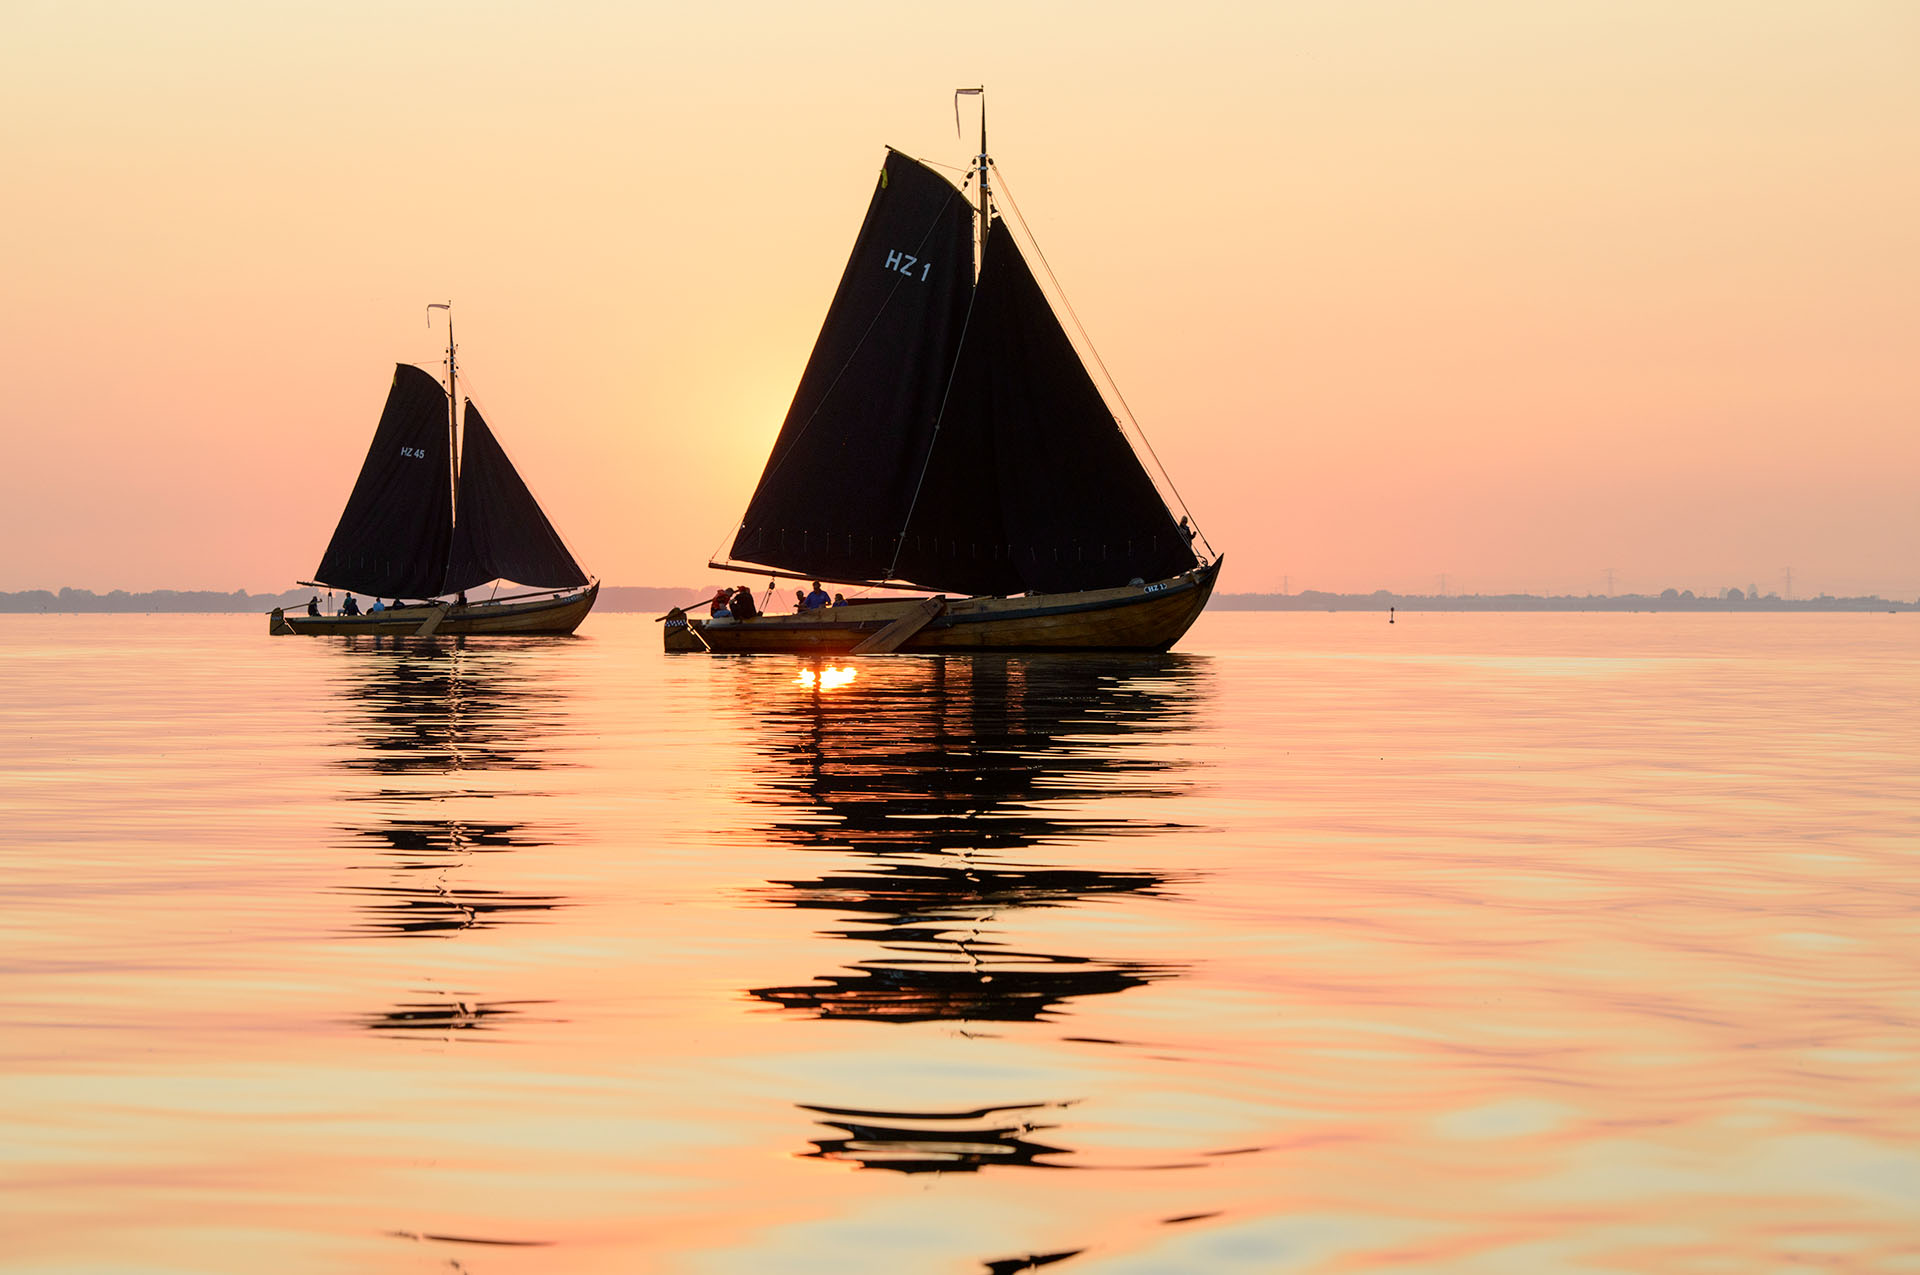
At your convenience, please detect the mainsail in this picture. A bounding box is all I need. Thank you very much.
[314,367,588,599]
[314,364,457,600]
[727,150,976,583]
[444,402,589,593]
[721,152,1197,597]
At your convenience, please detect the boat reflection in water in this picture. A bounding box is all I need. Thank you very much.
[747,654,1206,1027]
[799,1100,1076,1174]
[324,639,572,1041]
[736,653,1212,1211]
[329,635,578,777]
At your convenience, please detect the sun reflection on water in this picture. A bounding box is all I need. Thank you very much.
[795,665,858,691]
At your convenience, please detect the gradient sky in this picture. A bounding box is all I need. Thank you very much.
[3,1,1915,598]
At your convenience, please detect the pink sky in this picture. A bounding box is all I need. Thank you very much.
[3,2,1915,598]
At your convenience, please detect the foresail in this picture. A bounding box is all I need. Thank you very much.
[443,402,590,594]
[725,149,975,583]
[314,364,456,599]
[894,222,1198,595]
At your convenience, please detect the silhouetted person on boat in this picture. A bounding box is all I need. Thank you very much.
[340,594,361,616]
[793,588,808,612]
[803,582,831,610]
[368,598,385,613]
[730,585,759,621]
[709,588,732,618]
[306,596,320,617]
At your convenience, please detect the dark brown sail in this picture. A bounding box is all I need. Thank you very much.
[723,149,976,583]
[443,402,589,594]
[893,221,1198,595]
[314,364,455,600]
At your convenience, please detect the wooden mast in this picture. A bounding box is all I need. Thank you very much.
[956,86,988,276]
[977,88,990,247]
[428,301,458,527]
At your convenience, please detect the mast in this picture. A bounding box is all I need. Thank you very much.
[957,86,988,276]
[428,302,458,527]
[978,90,990,240]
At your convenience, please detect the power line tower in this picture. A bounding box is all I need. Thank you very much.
[1604,567,1616,597]
[1784,566,1793,600]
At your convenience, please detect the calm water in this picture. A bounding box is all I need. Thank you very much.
[2,611,1916,1273]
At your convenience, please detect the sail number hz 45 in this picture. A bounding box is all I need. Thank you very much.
[885,250,932,282]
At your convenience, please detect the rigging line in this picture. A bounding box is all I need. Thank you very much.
[885,268,983,584]
[726,165,970,507]
[989,164,1215,560]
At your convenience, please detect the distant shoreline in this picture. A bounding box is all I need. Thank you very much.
[1212,591,1916,613]
[3,586,1912,614]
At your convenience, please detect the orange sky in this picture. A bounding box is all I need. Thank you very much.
[2,1,1915,598]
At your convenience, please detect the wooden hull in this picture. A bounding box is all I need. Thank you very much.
[667,561,1219,655]
[273,583,598,637]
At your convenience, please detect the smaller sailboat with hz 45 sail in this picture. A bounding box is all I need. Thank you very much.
[272,306,597,636]
[667,90,1219,655]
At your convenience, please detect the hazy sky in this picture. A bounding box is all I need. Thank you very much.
[4,1,1915,598]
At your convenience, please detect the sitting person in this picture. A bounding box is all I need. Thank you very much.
[340,594,361,616]
[794,588,808,613]
[803,581,831,610]
[730,585,759,622]
[306,596,320,617]
[708,588,732,618]
[368,598,385,613]
[832,593,845,608]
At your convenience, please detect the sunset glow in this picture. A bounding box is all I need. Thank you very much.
[2,2,1915,598]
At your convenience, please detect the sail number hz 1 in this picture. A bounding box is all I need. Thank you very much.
[885,250,932,282]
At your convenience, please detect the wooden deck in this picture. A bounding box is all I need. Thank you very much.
[672,560,1220,655]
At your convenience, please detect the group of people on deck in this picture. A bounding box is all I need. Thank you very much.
[708,585,756,621]
[708,581,838,621]
[307,595,404,618]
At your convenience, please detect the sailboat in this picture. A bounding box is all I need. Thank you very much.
[272,307,597,636]
[669,94,1219,655]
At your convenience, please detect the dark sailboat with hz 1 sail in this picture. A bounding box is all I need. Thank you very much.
[273,306,597,636]
[668,92,1219,654]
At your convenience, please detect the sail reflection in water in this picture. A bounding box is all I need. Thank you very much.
[340,819,564,938]
[744,655,1210,1026]
[354,990,553,1039]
